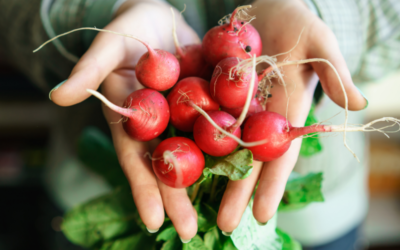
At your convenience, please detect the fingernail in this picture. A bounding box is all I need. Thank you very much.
[146,227,159,233]
[49,80,67,101]
[257,220,268,226]
[179,236,191,243]
[222,231,233,236]
[356,86,369,109]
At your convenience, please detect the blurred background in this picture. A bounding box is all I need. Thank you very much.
[0,56,399,250]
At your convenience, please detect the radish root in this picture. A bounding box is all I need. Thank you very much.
[86,89,135,118]
[230,55,257,133]
[170,8,183,57]
[34,27,154,53]
[328,117,400,136]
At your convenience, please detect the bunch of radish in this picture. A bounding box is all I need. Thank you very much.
[36,5,400,189]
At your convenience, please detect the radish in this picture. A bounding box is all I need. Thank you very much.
[202,5,262,66]
[171,9,213,80]
[210,57,258,109]
[193,110,241,157]
[175,44,213,80]
[242,111,400,162]
[189,55,258,156]
[167,77,219,132]
[151,137,205,188]
[221,97,264,120]
[135,43,180,91]
[33,27,180,91]
[86,89,170,142]
[188,55,400,163]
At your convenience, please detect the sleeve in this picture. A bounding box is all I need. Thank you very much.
[302,0,400,83]
[0,0,161,90]
[46,0,123,63]
[0,0,75,91]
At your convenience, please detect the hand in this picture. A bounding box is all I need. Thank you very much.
[216,0,368,233]
[50,0,200,241]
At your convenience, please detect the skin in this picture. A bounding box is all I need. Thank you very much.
[50,0,367,241]
[50,0,200,241]
[216,0,367,233]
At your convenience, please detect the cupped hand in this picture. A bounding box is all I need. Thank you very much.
[216,0,368,233]
[50,0,200,241]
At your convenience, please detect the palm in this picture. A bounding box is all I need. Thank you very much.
[51,1,200,240]
[216,0,367,232]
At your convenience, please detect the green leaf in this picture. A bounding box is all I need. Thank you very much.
[300,105,323,157]
[203,149,253,181]
[204,227,223,250]
[279,172,324,212]
[276,228,302,250]
[156,225,181,250]
[222,238,238,250]
[78,127,128,187]
[194,203,218,232]
[161,237,182,250]
[231,200,281,250]
[99,233,156,250]
[196,168,213,184]
[156,226,177,242]
[61,187,144,248]
[183,235,209,250]
[200,175,214,194]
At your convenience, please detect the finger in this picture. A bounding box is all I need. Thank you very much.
[252,139,302,223]
[101,72,164,232]
[158,181,198,242]
[50,28,137,106]
[253,55,317,223]
[217,161,263,234]
[111,119,165,231]
[308,24,367,111]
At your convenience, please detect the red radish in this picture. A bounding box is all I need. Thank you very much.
[170,9,213,80]
[32,27,180,91]
[193,111,241,157]
[222,97,264,119]
[135,44,180,91]
[189,55,257,157]
[175,44,214,80]
[202,5,262,66]
[167,77,219,132]
[242,112,293,162]
[210,57,258,109]
[151,137,205,188]
[242,111,400,162]
[86,89,170,142]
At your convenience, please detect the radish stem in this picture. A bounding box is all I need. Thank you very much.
[229,5,252,29]
[170,8,184,57]
[230,55,256,133]
[190,182,201,202]
[209,175,219,203]
[33,27,156,55]
[86,89,135,118]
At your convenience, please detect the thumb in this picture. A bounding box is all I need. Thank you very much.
[50,31,126,106]
[308,28,367,111]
